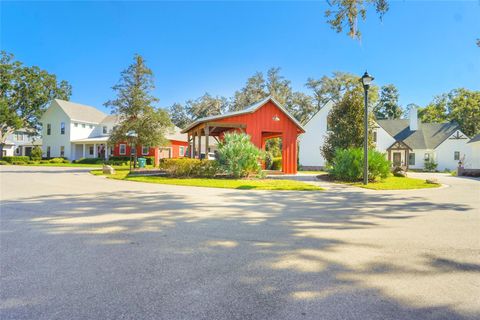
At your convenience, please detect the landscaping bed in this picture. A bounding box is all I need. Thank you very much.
[317,174,441,190]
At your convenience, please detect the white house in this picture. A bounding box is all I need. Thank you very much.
[2,129,41,157]
[467,134,480,169]
[299,103,472,171]
[40,99,188,161]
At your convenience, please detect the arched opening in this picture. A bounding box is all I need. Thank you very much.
[262,132,283,174]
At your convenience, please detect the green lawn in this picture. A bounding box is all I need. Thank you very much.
[90,169,323,191]
[352,176,441,190]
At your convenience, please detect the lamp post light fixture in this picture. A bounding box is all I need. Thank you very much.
[126,130,138,173]
[360,71,374,185]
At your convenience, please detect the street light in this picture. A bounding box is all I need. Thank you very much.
[126,130,138,173]
[360,71,374,185]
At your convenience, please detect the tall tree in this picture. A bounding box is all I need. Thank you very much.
[375,84,402,119]
[418,89,480,137]
[321,87,375,163]
[0,51,72,158]
[288,92,316,124]
[230,72,267,112]
[325,0,389,39]
[169,102,191,129]
[306,71,379,110]
[105,54,172,149]
[266,67,292,106]
[185,93,228,120]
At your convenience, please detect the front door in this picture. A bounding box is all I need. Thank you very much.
[393,152,402,166]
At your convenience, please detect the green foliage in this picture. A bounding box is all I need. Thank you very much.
[217,132,265,178]
[168,102,191,129]
[329,148,390,182]
[0,160,8,165]
[144,156,155,165]
[230,72,267,112]
[424,159,438,172]
[325,0,389,39]
[322,88,376,163]
[418,88,480,137]
[159,158,220,178]
[2,156,29,163]
[30,146,43,160]
[270,157,282,170]
[105,54,173,149]
[49,157,66,163]
[0,51,71,156]
[74,157,104,164]
[375,84,402,119]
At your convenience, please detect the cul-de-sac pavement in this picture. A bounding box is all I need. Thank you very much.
[1,166,479,320]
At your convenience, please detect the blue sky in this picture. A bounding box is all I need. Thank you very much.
[1,1,479,113]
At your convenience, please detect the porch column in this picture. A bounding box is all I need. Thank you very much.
[104,144,108,160]
[197,128,202,159]
[191,132,195,158]
[205,126,209,155]
[93,143,97,158]
[82,144,86,158]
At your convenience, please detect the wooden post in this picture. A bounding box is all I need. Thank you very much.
[191,132,195,158]
[197,128,202,159]
[205,126,209,156]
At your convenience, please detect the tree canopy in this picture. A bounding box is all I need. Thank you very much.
[0,51,71,156]
[321,87,376,163]
[105,54,172,148]
[418,88,480,137]
[374,84,402,119]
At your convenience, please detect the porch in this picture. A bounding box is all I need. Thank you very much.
[71,137,112,160]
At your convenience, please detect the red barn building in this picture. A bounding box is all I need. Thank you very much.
[182,97,305,174]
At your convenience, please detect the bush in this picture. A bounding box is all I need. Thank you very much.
[2,156,29,163]
[12,161,26,165]
[49,157,65,163]
[329,148,390,182]
[217,132,264,178]
[270,157,282,170]
[144,156,155,165]
[0,160,9,165]
[30,146,43,160]
[424,159,438,172]
[109,156,131,162]
[74,157,104,164]
[159,158,221,178]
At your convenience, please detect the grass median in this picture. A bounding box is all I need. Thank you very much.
[91,169,323,191]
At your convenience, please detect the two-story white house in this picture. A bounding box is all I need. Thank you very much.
[299,102,473,171]
[40,99,188,161]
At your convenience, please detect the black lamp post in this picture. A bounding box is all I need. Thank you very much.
[360,71,374,185]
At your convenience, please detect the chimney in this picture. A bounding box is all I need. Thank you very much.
[409,104,418,131]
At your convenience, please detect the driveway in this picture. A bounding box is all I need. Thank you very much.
[1,166,479,320]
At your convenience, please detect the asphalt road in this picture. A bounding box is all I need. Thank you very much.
[1,166,479,320]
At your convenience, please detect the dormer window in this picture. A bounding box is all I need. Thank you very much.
[103,126,107,134]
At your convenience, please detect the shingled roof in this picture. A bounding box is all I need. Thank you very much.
[54,99,107,123]
[376,119,460,149]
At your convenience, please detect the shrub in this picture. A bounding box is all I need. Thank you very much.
[329,148,390,182]
[424,159,438,172]
[2,156,29,163]
[144,156,155,165]
[109,156,131,162]
[270,157,282,170]
[74,157,104,164]
[30,146,43,160]
[0,160,9,165]
[217,132,264,178]
[159,158,221,178]
[49,157,65,163]
[12,161,26,165]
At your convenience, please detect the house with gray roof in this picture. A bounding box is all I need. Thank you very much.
[299,103,473,171]
[40,99,187,161]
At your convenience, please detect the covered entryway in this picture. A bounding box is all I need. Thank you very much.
[181,97,305,174]
[387,141,412,170]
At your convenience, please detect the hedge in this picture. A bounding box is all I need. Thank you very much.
[2,156,29,163]
[159,158,221,178]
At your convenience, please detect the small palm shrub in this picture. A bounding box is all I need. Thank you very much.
[424,159,438,172]
[30,146,43,160]
[217,132,264,178]
[329,148,390,182]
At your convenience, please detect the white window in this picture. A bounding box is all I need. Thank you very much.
[119,144,126,155]
[424,153,430,161]
[89,124,93,129]
[60,146,65,157]
[409,153,415,166]
[179,146,185,156]
[46,146,51,158]
[74,123,78,127]
[142,146,149,155]
[15,147,21,155]
[89,146,94,155]
[82,124,86,128]
[47,124,51,135]
[454,151,460,161]
[103,126,107,134]
[60,122,65,134]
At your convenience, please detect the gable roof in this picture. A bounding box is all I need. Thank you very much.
[303,100,335,126]
[376,119,460,149]
[54,99,107,123]
[181,96,305,133]
[468,133,480,144]
[165,126,188,142]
